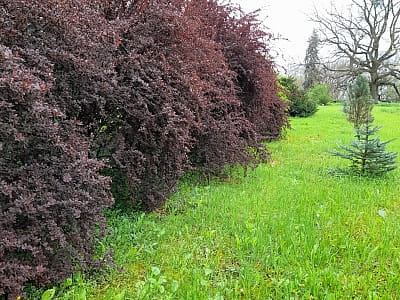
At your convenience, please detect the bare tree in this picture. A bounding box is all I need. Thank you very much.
[321,60,351,99]
[311,0,400,101]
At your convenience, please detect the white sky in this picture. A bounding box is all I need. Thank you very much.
[232,0,348,72]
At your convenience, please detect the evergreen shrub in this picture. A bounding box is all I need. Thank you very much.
[279,76,317,117]
[330,75,397,177]
[307,83,332,105]
[330,124,397,176]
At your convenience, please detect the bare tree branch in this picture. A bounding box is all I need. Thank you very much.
[311,0,400,101]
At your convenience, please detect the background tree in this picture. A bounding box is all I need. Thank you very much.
[312,0,400,102]
[320,59,353,100]
[303,29,322,90]
[381,79,400,101]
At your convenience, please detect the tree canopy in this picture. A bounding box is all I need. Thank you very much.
[312,0,400,101]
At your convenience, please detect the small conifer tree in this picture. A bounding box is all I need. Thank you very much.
[330,124,397,176]
[343,75,374,129]
[331,74,397,176]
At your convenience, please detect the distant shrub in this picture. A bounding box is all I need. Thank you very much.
[307,83,332,105]
[290,91,318,117]
[279,76,317,117]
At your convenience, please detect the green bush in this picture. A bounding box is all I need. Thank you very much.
[289,91,318,117]
[307,83,332,105]
[279,76,318,117]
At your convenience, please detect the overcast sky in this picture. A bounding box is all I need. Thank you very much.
[232,0,348,72]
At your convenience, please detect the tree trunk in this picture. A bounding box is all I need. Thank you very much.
[393,84,400,101]
[370,83,379,103]
[370,72,379,103]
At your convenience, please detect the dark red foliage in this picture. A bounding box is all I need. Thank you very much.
[0,0,288,296]
[0,1,115,297]
[110,0,261,185]
[0,45,113,298]
[213,7,289,140]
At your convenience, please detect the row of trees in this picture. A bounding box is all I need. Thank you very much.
[0,0,288,298]
[302,0,400,102]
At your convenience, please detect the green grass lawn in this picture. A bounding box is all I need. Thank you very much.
[47,104,400,299]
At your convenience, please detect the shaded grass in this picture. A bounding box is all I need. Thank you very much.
[49,104,400,299]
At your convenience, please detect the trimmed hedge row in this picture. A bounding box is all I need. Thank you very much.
[0,0,288,297]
